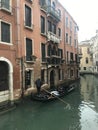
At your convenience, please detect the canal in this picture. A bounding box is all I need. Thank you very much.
[0,75,98,130]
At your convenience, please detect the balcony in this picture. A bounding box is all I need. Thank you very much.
[67,60,80,66]
[47,32,60,44]
[24,55,37,63]
[47,6,61,22]
[42,56,63,66]
[40,4,61,22]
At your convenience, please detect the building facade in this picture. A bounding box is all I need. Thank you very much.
[79,40,93,74]
[79,31,98,75]
[89,31,98,74]
[0,0,79,104]
[0,0,21,103]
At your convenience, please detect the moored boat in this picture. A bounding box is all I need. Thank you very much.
[31,84,75,102]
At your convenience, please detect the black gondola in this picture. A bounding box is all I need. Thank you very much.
[31,85,75,102]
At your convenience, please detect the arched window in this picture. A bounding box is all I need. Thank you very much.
[52,45,56,55]
[48,44,52,56]
[47,0,51,7]
[52,2,55,9]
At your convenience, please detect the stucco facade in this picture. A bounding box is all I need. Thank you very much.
[79,41,93,74]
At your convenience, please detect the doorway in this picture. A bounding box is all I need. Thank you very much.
[50,70,55,88]
[0,61,9,91]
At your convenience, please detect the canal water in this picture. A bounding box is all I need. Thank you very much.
[0,75,98,130]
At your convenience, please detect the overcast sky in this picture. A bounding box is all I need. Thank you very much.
[59,0,98,42]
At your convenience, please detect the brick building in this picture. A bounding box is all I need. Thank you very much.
[0,0,79,104]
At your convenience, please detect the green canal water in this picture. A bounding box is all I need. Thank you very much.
[0,75,98,130]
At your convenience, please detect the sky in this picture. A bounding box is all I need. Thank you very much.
[59,0,98,42]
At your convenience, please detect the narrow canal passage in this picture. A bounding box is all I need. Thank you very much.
[0,75,98,130]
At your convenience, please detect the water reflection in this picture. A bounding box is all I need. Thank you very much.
[79,74,98,130]
[0,75,98,130]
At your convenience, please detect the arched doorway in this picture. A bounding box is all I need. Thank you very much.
[0,61,9,91]
[0,57,13,103]
[50,70,55,88]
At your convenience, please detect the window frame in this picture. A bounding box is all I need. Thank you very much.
[66,17,68,27]
[25,38,33,62]
[41,16,45,34]
[66,33,68,43]
[0,0,12,13]
[0,20,12,45]
[24,4,33,30]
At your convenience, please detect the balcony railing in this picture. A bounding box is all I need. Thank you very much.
[47,6,61,22]
[24,55,37,63]
[42,56,63,65]
[40,4,61,22]
[67,60,80,65]
[47,31,60,44]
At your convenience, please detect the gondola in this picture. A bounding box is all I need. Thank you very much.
[31,84,75,102]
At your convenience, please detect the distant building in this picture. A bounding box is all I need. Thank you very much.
[79,40,93,74]
[89,31,98,74]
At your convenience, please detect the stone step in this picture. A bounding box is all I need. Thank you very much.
[0,101,16,115]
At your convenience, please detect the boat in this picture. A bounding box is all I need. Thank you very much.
[31,84,75,102]
[31,90,60,102]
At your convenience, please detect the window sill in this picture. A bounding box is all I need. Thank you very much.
[0,41,13,45]
[41,33,46,37]
[25,61,35,63]
[24,25,33,31]
[0,7,12,15]
[25,0,33,4]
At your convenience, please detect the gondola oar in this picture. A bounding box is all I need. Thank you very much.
[42,87,71,109]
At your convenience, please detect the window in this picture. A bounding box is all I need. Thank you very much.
[25,5,32,28]
[66,17,68,27]
[58,49,63,58]
[86,57,88,64]
[87,48,90,54]
[52,45,56,55]
[41,16,45,33]
[47,0,51,6]
[74,39,77,48]
[84,67,86,70]
[67,51,69,63]
[1,0,11,12]
[52,24,56,34]
[70,52,73,61]
[48,20,52,32]
[41,43,46,62]
[25,70,31,88]
[70,21,72,31]
[40,0,46,6]
[1,21,11,43]
[52,2,55,9]
[26,38,32,61]
[70,70,74,77]
[58,28,61,37]
[74,26,77,33]
[48,44,52,56]
[58,9,61,17]
[75,54,78,62]
[69,36,72,45]
[66,33,68,43]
